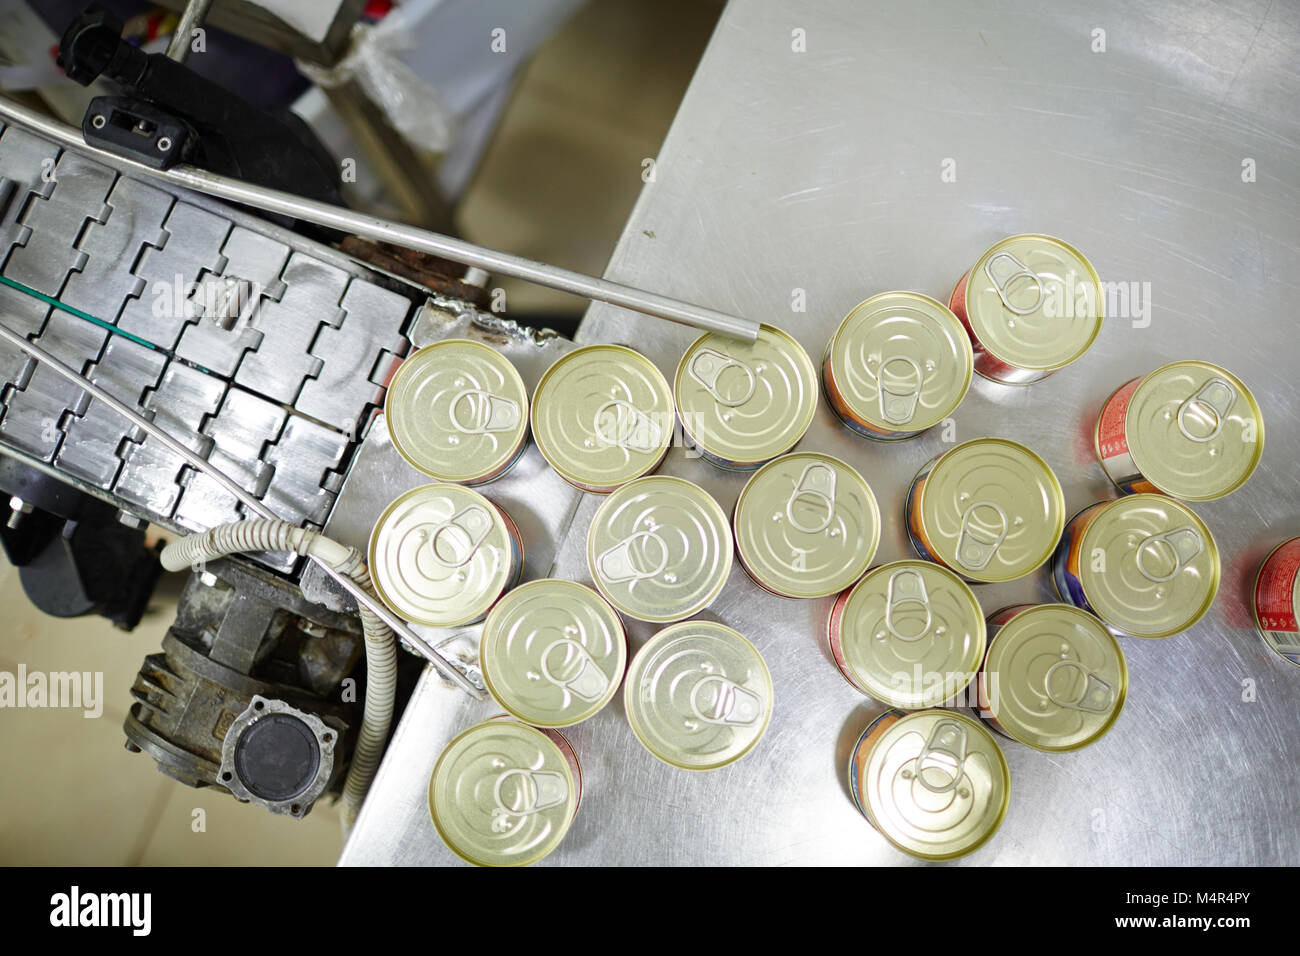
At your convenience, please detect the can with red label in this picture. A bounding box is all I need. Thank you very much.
[1094,360,1264,500]
[1253,538,1300,666]
[948,235,1103,384]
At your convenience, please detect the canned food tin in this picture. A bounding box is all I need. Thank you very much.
[428,718,581,866]
[368,483,523,627]
[906,438,1065,583]
[823,292,973,440]
[481,579,627,726]
[847,708,1010,861]
[827,561,985,708]
[1253,538,1300,666]
[977,604,1127,752]
[385,339,529,485]
[531,344,674,493]
[734,453,879,599]
[623,620,773,771]
[674,323,817,469]
[1051,495,1219,638]
[1094,360,1263,500]
[587,475,732,623]
[948,234,1103,384]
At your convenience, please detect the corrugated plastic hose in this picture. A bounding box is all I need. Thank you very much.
[160,520,396,831]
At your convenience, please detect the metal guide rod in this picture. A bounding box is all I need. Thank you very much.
[0,97,761,342]
[165,0,214,63]
[0,321,484,697]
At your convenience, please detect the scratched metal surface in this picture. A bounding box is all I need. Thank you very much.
[341,0,1300,865]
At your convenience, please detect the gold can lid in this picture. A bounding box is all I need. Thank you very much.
[965,234,1103,372]
[481,579,627,727]
[1124,361,1264,500]
[384,339,529,483]
[917,438,1065,582]
[624,620,773,771]
[735,453,879,598]
[368,483,515,627]
[532,344,673,490]
[1078,494,1219,638]
[984,605,1127,750]
[854,709,1009,860]
[827,292,973,432]
[674,323,817,464]
[587,475,732,623]
[837,561,985,708]
[428,719,577,866]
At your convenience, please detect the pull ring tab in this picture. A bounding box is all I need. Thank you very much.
[984,251,1044,315]
[426,505,494,568]
[1176,377,1236,443]
[1135,527,1204,582]
[786,462,837,534]
[491,768,568,830]
[913,719,969,794]
[540,638,608,702]
[449,389,520,435]
[956,500,1008,572]
[594,400,663,453]
[596,530,669,585]
[885,567,933,642]
[1044,658,1114,713]
[878,355,924,425]
[687,348,756,407]
[689,674,762,726]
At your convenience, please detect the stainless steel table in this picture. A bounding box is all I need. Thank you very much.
[341,0,1300,866]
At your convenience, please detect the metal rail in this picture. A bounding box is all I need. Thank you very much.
[165,0,215,63]
[0,321,484,697]
[0,97,760,342]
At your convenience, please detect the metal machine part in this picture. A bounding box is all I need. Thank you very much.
[0,119,414,572]
[124,556,358,809]
[153,0,364,68]
[0,455,160,628]
[58,3,343,212]
[0,8,660,818]
[0,97,762,342]
[218,696,340,818]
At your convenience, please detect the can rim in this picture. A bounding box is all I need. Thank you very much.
[1251,538,1300,668]
[983,603,1128,751]
[367,483,514,628]
[966,234,1104,371]
[673,323,818,465]
[530,343,674,491]
[1077,493,1220,638]
[915,437,1066,582]
[734,452,880,599]
[856,708,1011,861]
[623,620,774,771]
[1116,360,1265,501]
[427,719,577,867]
[827,291,974,431]
[480,578,628,727]
[384,338,530,484]
[836,559,985,707]
[586,474,733,622]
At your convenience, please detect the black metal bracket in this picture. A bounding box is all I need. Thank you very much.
[58,3,343,209]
